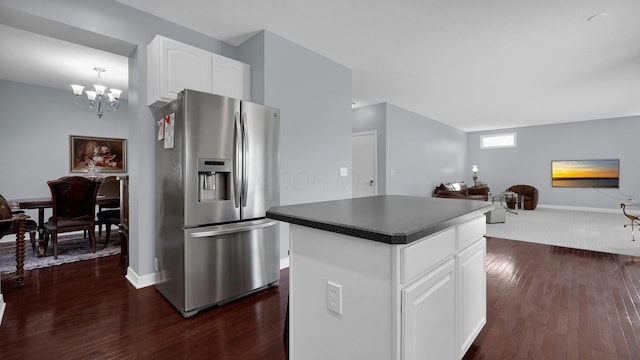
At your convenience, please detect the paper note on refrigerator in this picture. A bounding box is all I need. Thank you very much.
[157,118,165,140]
[164,113,175,149]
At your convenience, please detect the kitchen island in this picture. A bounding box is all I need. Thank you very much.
[267,195,493,360]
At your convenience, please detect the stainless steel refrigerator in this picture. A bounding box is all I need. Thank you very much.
[153,89,280,317]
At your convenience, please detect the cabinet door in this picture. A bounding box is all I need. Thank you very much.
[161,38,213,100]
[212,53,250,100]
[456,238,486,358]
[402,259,455,360]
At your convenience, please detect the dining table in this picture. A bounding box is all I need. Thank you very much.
[8,195,119,257]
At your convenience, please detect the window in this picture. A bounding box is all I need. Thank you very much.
[480,132,517,149]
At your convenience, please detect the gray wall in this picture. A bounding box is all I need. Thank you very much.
[467,116,640,209]
[237,31,265,105]
[261,31,353,261]
[263,31,353,205]
[0,79,129,219]
[386,104,468,195]
[354,103,468,197]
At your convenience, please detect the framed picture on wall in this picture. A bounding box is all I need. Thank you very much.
[551,159,619,188]
[69,135,127,173]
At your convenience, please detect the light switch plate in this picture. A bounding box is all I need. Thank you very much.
[340,167,348,177]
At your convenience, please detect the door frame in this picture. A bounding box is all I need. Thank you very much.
[352,130,378,197]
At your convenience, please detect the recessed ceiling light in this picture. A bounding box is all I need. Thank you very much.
[587,12,608,22]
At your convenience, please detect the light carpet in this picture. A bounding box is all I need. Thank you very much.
[0,233,121,274]
[486,206,640,257]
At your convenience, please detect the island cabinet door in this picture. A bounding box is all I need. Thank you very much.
[402,258,456,360]
[456,237,487,358]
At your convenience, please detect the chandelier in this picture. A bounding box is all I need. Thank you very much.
[70,67,122,118]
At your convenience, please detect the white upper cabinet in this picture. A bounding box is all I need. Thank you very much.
[147,35,250,107]
[211,53,251,101]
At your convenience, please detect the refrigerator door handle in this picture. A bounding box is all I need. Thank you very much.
[189,220,278,237]
[241,112,249,207]
[233,111,242,208]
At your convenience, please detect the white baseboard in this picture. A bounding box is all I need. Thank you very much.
[0,294,6,326]
[280,257,289,270]
[124,258,290,290]
[125,267,156,289]
[537,204,621,214]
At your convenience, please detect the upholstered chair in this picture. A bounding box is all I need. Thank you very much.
[505,184,539,210]
[43,176,100,259]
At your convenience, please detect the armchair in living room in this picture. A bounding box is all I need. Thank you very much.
[505,184,538,210]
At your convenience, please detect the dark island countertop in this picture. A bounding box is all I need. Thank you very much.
[266,195,493,244]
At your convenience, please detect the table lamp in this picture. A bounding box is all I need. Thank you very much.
[472,165,479,187]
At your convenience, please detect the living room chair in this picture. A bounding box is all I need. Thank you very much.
[43,176,100,259]
[505,184,539,210]
[621,203,640,241]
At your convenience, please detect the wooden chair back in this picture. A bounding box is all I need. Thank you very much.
[48,176,100,225]
[98,176,120,198]
[0,194,12,237]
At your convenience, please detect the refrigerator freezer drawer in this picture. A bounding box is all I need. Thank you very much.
[184,219,280,313]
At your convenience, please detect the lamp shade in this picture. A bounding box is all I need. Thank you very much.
[472,165,478,173]
[93,84,106,96]
[109,88,122,99]
[85,90,97,101]
[70,84,84,96]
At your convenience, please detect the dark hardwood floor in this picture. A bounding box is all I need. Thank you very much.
[0,256,289,360]
[2,237,640,359]
[464,238,640,360]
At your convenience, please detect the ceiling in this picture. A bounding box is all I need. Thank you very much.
[2,1,639,131]
[114,0,640,131]
[0,24,129,99]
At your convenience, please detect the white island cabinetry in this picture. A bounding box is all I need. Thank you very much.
[400,216,486,360]
[271,196,490,360]
[147,35,250,106]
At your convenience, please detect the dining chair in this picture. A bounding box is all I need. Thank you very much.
[0,194,38,254]
[92,176,128,274]
[97,208,119,245]
[0,194,12,236]
[0,194,30,285]
[95,176,120,243]
[43,176,101,259]
[118,176,129,273]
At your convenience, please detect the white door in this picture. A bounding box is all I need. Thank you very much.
[352,131,377,198]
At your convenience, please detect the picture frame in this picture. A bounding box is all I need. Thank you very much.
[69,135,127,173]
[551,159,619,188]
